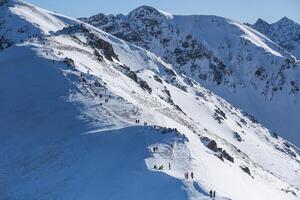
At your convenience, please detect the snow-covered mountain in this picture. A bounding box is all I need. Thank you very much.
[249,17,300,59]
[80,6,300,146]
[1,1,300,200]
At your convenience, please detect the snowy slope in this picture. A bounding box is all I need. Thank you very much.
[249,17,300,59]
[80,6,300,146]
[0,1,300,200]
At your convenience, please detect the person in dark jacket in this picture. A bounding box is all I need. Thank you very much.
[209,190,213,198]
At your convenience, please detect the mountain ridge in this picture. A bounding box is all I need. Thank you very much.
[80,5,300,146]
[0,1,299,199]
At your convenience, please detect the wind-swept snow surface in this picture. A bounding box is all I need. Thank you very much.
[0,1,300,200]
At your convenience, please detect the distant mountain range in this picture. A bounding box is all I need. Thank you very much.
[248,17,300,59]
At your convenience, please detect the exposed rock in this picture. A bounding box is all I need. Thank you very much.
[139,80,152,93]
[63,57,75,67]
[233,132,242,142]
[90,38,119,62]
[153,75,163,83]
[240,166,251,176]
[128,71,138,82]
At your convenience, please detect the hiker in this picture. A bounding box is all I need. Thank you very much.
[153,147,156,152]
[209,190,213,198]
[168,162,171,170]
[191,172,194,179]
[105,99,108,103]
[154,165,157,170]
[185,172,189,179]
[159,165,163,170]
[213,191,216,199]
[99,94,102,98]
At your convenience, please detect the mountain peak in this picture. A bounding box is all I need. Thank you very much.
[128,5,173,20]
[275,16,297,25]
[252,18,270,34]
[254,18,269,26]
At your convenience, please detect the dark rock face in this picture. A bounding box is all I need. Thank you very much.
[93,49,104,61]
[90,38,119,62]
[271,131,279,139]
[207,140,218,152]
[63,57,75,67]
[233,132,242,142]
[153,75,163,83]
[240,166,251,176]
[139,80,152,93]
[58,24,119,62]
[201,137,234,163]
[128,71,138,82]
[241,111,258,124]
[220,149,234,162]
[214,107,227,124]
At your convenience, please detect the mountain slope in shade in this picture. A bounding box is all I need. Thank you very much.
[249,17,300,59]
[80,6,300,146]
[0,1,300,200]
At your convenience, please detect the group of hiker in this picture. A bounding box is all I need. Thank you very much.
[209,190,216,199]
[79,73,113,104]
[184,172,194,179]
[153,162,172,171]
[135,119,149,127]
[153,165,164,170]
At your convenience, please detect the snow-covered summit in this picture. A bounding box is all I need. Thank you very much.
[128,5,174,20]
[1,2,300,200]
[80,7,300,146]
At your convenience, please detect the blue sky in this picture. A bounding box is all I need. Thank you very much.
[27,0,300,24]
